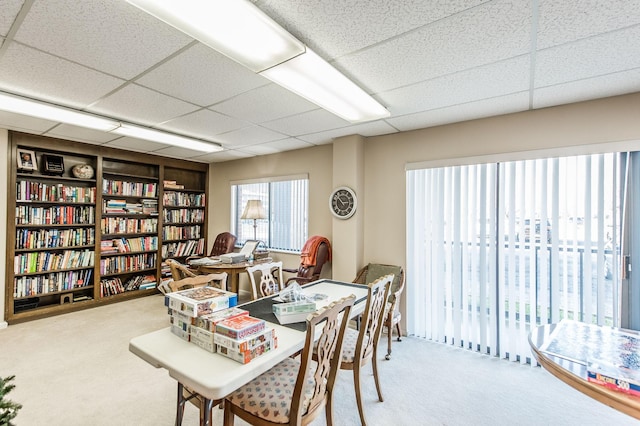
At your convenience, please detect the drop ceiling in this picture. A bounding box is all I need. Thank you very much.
[0,0,639,163]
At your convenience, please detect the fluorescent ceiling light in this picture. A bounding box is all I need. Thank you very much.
[126,0,305,72]
[260,49,389,123]
[112,123,222,153]
[0,92,119,132]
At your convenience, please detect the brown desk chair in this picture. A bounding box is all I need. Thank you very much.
[353,263,405,360]
[186,232,237,264]
[330,274,392,426]
[283,236,332,286]
[223,295,355,426]
[246,261,284,300]
[209,231,237,256]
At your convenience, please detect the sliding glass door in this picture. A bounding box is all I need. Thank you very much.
[407,152,625,363]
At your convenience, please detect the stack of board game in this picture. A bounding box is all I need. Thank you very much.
[214,315,277,364]
[189,307,249,352]
[164,286,238,342]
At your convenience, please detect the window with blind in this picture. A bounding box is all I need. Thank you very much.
[231,176,308,252]
[406,153,626,364]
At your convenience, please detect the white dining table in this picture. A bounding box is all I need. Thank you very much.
[129,279,368,425]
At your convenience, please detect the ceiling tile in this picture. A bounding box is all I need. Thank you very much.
[103,136,168,152]
[0,110,55,134]
[257,0,486,59]
[379,56,530,116]
[336,0,531,93]
[0,0,24,37]
[199,150,255,163]
[45,124,120,145]
[210,84,318,123]
[535,26,640,87]
[13,0,192,79]
[262,109,351,136]
[89,84,199,126]
[158,109,248,140]
[533,68,640,109]
[298,120,398,144]
[136,43,269,107]
[150,145,210,159]
[387,92,530,131]
[0,42,125,108]
[214,125,288,148]
[537,0,640,49]
[240,138,314,155]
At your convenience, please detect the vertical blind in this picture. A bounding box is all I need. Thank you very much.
[232,178,308,251]
[407,153,623,364]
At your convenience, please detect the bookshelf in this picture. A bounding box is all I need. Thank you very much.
[5,132,209,323]
[160,166,208,282]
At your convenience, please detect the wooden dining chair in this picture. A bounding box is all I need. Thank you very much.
[246,261,284,300]
[334,274,392,426]
[166,259,229,292]
[353,263,405,360]
[223,295,356,426]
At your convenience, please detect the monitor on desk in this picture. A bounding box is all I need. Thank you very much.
[239,240,260,256]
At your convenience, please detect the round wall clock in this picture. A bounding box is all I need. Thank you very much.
[329,186,357,219]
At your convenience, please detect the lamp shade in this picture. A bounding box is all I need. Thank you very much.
[241,200,266,220]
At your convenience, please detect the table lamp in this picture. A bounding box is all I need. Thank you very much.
[241,199,266,240]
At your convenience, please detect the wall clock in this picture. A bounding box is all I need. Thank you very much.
[329,186,357,219]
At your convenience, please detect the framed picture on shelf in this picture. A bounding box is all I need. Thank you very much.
[17,148,37,172]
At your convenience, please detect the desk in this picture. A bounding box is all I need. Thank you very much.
[196,257,272,294]
[129,279,368,425]
[529,320,640,420]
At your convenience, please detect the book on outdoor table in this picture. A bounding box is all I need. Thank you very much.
[215,315,266,340]
[214,327,276,352]
[216,337,277,364]
[164,286,238,317]
[192,307,249,332]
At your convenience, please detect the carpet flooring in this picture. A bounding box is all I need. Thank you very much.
[0,294,636,425]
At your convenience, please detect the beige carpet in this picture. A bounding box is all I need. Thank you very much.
[0,294,636,426]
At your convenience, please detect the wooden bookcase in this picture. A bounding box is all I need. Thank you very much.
[5,132,209,323]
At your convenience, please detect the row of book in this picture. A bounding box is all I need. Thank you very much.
[162,191,205,207]
[100,236,158,254]
[14,249,94,274]
[16,227,95,250]
[161,239,204,258]
[13,269,93,298]
[163,180,185,190]
[99,252,156,275]
[165,287,276,364]
[102,179,157,198]
[163,208,205,224]
[16,205,95,225]
[163,225,202,241]
[17,181,97,203]
[101,217,158,234]
[99,274,156,297]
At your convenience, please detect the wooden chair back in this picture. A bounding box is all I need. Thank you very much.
[356,274,393,364]
[168,272,228,293]
[166,258,197,281]
[246,261,283,300]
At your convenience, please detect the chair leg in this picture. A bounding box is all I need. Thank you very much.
[396,321,403,342]
[385,323,393,360]
[223,401,234,426]
[372,349,384,402]
[353,364,368,426]
[326,389,334,426]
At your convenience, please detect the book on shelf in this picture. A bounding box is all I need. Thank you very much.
[216,338,277,364]
[163,180,185,189]
[215,315,266,340]
[164,286,238,317]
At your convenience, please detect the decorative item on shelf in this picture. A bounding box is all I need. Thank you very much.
[241,199,266,240]
[16,148,37,172]
[72,163,94,179]
[42,154,65,176]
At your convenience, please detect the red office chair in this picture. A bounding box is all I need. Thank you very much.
[284,236,332,286]
[209,232,237,256]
